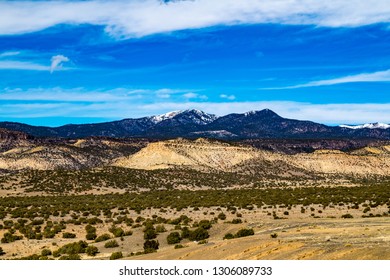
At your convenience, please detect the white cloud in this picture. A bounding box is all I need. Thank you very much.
[220,94,236,100]
[0,60,49,71]
[0,1,390,38]
[0,53,71,72]
[2,87,390,125]
[0,51,20,57]
[266,69,390,89]
[140,101,390,125]
[50,55,69,73]
[155,88,181,98]
[182,92,207,100]
[182,92,198,99]
[0,87,193,102]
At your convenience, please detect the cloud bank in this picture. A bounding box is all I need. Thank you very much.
[1,0,390,38]
[1,87,390,125]
[266,69,390,89]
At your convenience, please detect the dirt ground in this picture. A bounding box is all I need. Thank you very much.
[0,204,389,260]
[129,217,390,260]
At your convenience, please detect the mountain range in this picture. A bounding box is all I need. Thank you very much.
[0,109,389,139]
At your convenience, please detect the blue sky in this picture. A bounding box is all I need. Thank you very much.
[1,0,390,126]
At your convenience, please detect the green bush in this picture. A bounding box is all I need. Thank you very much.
[52,250,61,258]
[234,228,254,238]
[59,254,81,260]
[270,233,278,238]
[341,213,353,219]
[181,227,190,239]
[143,240,159,253]
[109,226,125,238]
[104,240,119,248]
[19,254,40,260]
[155,225,166,233]
[174,244,184,249]
[167,232,182,244]
[110,251,123,260]
[223,233,234,240]
[144,228,157,240]
[1,232,23,243]
[217,213,226,220]
[197,220,212,230]
[86,245,99,256]
[85,225,97,240]
[62,232,76,239]
[41,249,52,256]
[0,247,5,256]
[95,233,111,242]
[231,219,242,224]
[188,228,209,241]
[58,241,88,255]
[86,232,97,240]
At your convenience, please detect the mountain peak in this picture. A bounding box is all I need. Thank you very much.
[150,109,217,126]
[244,108,280,118]
[150,110,183,124]
[174,109,217,125]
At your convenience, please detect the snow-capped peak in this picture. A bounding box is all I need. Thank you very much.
[149,109,218,125]
[339,122,390,130]
[150,110,183,124]
[177,109,218,125]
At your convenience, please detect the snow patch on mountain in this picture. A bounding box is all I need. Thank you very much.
[340,122,390,130]
[179,109,218,125]
[190,130,237,137]
[149,109,217,125]
[150,110,183,124]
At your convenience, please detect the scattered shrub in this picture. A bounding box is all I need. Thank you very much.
[109,226,125,238]
[181,227,190,239]
[95,234,112,242]
[217,213,226,220]
[110,251,123,260]
[59,241,88,255]
[231,219,242,224]
[41,249,52,256]
[235,228,254,238]
[188,228,209,241]
[59,254,81,260]
[155,225,167,233]
[62,232,76,239]
[223,233,234,240]
[86,245,99,256]
[197,220,212,230]
[341,214,353,219]
[143,240,159,253]
[104,240,119,248]
[144,228,157,240]
[167,232,182,244]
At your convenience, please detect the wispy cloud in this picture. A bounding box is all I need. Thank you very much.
[0,52,71,72]
[220,94,236,100]
[0,1,390,38]
[1,88,390,125]
[0,51,21,57]
[50,55,69,73]
[139,101,390,125]
[0,87,198,102]
[0,60,49,71]
[266,69,390,89]
[182,92,208,100]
